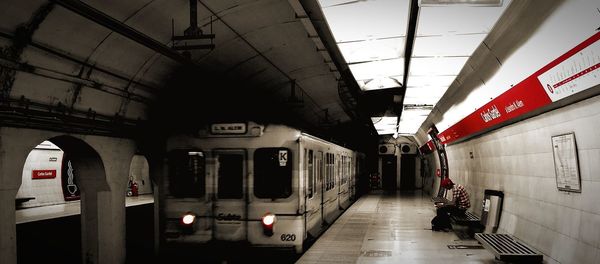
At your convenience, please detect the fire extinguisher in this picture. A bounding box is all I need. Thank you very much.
[127,176,138,197]
[131,180,139,196]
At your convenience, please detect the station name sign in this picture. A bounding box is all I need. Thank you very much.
[210,123,247,134]
[32,169,56,179]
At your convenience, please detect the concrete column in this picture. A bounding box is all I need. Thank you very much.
[85,137,135,264]
[146,154,165,257]
[0,189,18,264]
[0,128,42,264]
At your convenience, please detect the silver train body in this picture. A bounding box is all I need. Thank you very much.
[164,122,365,253]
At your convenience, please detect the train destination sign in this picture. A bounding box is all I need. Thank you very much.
[210,123,247,134]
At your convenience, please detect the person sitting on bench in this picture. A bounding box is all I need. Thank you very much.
[431,178,470,231]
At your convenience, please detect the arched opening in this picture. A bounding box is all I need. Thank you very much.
[125,154,154,264]
[15,135,108,264]
[127,155,152,196]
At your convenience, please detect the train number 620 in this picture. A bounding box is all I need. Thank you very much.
[280,233,296,241]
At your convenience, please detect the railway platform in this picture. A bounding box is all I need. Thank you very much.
[296,190,550,264]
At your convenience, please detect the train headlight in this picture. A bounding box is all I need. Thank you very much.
[262,212,276,236]
[180,212,196,233]
[182,213,196,225]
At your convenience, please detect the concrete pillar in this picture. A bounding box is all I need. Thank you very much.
[0,189,18,264]
[146,154,165,257]
[83,137,135,264]
[0,127,42,264]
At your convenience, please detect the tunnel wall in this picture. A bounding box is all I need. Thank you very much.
[447,94,600,263]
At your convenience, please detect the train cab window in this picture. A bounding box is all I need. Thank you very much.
[167,151,205,198]
[217,154,244,199]
[254,148,293,199]
[307,150,314,198]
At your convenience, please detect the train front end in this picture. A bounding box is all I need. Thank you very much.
[163,122,305,253]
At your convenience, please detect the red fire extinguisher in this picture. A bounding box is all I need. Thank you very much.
[127,176,139,197]
[131,180,139,196]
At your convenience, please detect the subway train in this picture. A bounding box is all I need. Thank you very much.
[163,122,366,253]
[15,141,152,210]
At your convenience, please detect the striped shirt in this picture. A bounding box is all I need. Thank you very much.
[452,184,470,209]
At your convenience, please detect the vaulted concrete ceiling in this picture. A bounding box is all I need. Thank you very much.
[0,0,512,142]
[1,0,367,138]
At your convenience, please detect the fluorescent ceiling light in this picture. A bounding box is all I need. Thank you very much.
[409,57,468,76]
[419,0,502,7]
[398,107,432,134]
[371,116,398,135]
[413,34,486,57]
[405,86,448,98]
[403,96,442,105]
[338,38,404,64]
[407,75,456,87]
[349,58,404,81]
[416,3,509,36]
[361,77,402,91]
[319,0,410,42]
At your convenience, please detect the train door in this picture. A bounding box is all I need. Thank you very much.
[400,154,417,190]
[382,155,397,192]
[213,149,247,241]
[316,151,324,223]
[305,149,321,237]
[336,154,341,210]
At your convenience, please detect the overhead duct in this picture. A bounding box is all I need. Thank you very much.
[171,0,215,52]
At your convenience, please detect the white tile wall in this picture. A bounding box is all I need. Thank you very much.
[445,95,600,263]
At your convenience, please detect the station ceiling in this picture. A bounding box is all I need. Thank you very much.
[0,0,511,142]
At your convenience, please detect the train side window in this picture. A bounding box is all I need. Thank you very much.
[336,154,340,187]
[254,148,293,199]
[341,156,347,185]
[328,153,335,190]
[308,150,314,198]
[325,153,330,191]
[316,151,323,193]
[168,150,205,198]
[218,154,244,199]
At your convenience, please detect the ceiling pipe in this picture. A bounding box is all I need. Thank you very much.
[185,0,199,36]
[396,0,421,130]
[50,0,193,65]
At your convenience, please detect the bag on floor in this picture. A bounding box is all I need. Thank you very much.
[431,215,451,230]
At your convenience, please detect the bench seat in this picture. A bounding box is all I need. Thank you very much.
[450,211,483,238]
[475,233,543,263]
[450,211,480,225]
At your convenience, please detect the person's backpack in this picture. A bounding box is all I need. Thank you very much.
[431,215,451,230]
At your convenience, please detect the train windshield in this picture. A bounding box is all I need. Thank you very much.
[167,150,206,198]
[254,148,292,199]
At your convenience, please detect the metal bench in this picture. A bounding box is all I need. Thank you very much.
[475,233,543,263]
[450,211,480,225]
[450,211,484,238]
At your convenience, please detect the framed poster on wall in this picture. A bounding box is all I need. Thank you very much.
[551,132,581,192]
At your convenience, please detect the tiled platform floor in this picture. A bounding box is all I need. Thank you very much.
[296,190,503,264]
